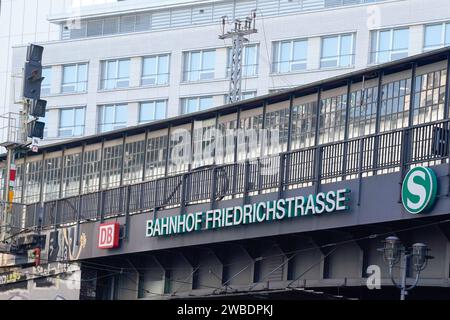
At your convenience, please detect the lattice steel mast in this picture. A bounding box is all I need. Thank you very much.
[219,12,257,104]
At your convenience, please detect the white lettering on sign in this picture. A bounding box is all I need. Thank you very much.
[98,223,120,249]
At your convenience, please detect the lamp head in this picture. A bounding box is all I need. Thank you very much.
[383,236,401,266]
[412,243,428,271]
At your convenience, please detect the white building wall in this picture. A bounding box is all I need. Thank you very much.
[5,0,450,145]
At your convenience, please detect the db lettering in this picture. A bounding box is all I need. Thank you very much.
[98,223,119,249]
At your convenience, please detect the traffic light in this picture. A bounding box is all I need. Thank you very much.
[27,120,45,139]
[23,61,44,100]
[26,44,44,64]
[29,99,47,118]
[22,44,46,141]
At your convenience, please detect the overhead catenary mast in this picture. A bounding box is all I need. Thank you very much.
[220,11,257,104]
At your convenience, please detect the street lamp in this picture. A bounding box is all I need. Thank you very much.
[380,236,433,300]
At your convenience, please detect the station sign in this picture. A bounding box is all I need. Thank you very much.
[98,223,120,249]
[146,189,351,238]
[402,166,438,214]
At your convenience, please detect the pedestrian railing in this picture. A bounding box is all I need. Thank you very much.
[21,119,450,230]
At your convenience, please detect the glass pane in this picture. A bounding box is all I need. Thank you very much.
[280,41,291,62]
[103,106,114,124]
[42,67,51,86]
[158,55,169,74]
[75,108,85,126]
[188,98,198,113]
[244,45,256,66]
[445,23,450,45]
[293,40,307,61]
[63,65,77,84]
[379,30,391,51]
[199,97,213,110]
[322,37,338,58]
[115,104,127,122]
[78,64,88,82]
[425,24,443,48]
[140,102,155,122]
[202,50,215,70]
[190,52,201,71]
[60,109,74,127]
[393,28,409,50]
[340,35,353,55]
[155,101,166,119]
[106,61,117,79]
[118,60,130,78]
[143,57,157,76]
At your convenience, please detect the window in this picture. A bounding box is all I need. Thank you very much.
[348,85,378,138]
[321,34,355,68]
[98,104,128,133]
[62,153,82,198]
[413,69,447,124]
[102,144,123,189]
[141,54,170,86]
[123,140,145,185]
[43,157,62,201]
[59,107,85,137]
[272,39,307,73]
[379,77,411,132]
[100,59,130,90]
[370,28,409,64]
[145,135,168,180]
[291,101,317,150]
[82,149,101,193]
[62,63,88,93]
[41,67,52,96]
[424,23,450,51]
[227,44,259,77]
[181,96,213,114]
[224,91,256,104]
[183,50,215,82]
[319,93,347,144]
[139,100,167,123]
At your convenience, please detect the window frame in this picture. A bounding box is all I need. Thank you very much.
[61,63,89,93]
[423,22,450,51]
[139,100,168,123]
[370,28,410,64]
[320,33,355,69]
[141,54,170,86]
[100,59,130,90]
[181,96,214,114]
[272,39,308,74]
[227,44,259,77]
[58,107,86,138]
[97,104,128,133]
[182,49,215,82]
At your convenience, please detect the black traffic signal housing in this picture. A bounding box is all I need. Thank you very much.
[27,120,45,139]
[26,44,44,65]
[23,61,44,100]
[23,44,46,140]
[29,99,47,118]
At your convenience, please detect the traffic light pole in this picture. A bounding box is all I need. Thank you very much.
[1,147,14,243]
[0,44,46,245]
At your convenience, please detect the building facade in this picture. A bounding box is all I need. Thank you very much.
[0,48,450,299]
[6,0,450,145]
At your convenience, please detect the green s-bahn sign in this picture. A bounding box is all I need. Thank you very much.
[402,166,437,214]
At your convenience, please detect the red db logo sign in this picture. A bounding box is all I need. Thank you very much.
[98,223,120,249]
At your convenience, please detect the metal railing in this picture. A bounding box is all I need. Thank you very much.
[22,119,450,230]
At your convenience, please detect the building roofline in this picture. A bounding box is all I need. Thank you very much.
[48,0,224,23]
[4,46,450,160]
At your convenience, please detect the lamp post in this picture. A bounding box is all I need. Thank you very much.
[380,236,433,300]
